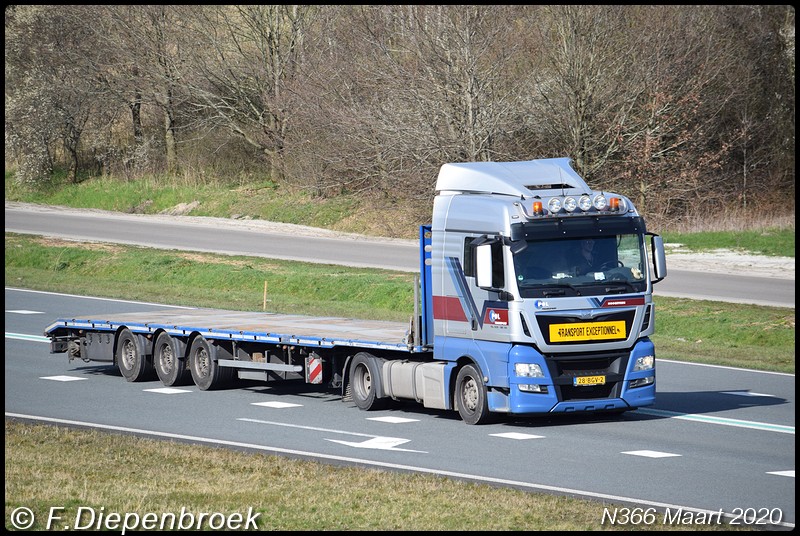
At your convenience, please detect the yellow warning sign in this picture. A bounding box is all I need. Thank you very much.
[550,321,626,342]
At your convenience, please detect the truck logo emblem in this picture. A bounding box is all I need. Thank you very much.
[483,308,508,326]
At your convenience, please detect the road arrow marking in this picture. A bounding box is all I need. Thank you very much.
[239,417,427,453]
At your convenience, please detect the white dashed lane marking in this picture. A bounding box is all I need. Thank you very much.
[252,401,303,408]
[622,450,682,458]
[40,375,87,382]
[367,416,419,423]
[766,470,794,478]
[722,391,776,397]
[491,432,545,440]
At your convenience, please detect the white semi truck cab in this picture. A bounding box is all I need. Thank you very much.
[46,157,666,424]
[419,157,667,423]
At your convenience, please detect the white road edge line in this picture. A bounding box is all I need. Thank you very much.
[5,287,196,309]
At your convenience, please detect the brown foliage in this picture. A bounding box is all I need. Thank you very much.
[4,5,794,228]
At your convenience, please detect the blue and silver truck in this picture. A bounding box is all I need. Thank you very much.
[45,157,667,424]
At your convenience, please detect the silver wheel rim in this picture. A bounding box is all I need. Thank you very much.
[195,346,210,378]
[354,364,372,400]
[159,343,174,374]
[462,377,478,413]
[121,339,136,369]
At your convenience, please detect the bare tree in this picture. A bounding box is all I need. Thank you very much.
[184,5,318,182]
[287,5,529,201]
[4,5,794,227]
[5,5,104,184]
[99,5,193,175]
[716,5,796,210]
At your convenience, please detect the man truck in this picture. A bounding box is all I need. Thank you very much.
[45,157,667,424]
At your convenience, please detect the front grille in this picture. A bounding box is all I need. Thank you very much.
[641,304,652,331]
[544,350,629,402]
[560,382,616,400]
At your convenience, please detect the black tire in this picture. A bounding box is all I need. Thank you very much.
[455,363,494,425]
[153,332,189,386]
[116,328,152,382]
[189,336,232,391]
[349,352,386,411]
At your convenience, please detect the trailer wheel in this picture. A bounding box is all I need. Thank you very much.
[154,332,188,386]
[116,328,151,382]
[189,336,231,391]
[455,364,493,425]
[349,352,385,411]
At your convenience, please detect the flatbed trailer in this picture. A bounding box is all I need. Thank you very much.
[46,309,420,353]
[45,306,431,393]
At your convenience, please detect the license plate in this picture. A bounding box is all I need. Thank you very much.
[550,320,626,342]
[574,375,606,386]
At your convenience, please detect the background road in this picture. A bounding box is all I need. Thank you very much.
[4,203,795,308]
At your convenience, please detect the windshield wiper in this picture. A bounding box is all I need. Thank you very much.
[603,281,637,294]
[520,283,582,297]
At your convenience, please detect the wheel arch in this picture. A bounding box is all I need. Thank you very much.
[113,326,150,366]
[151,329,191,361]
[342,350,388,400]
[186,331,210,359]
[449,354,483,409]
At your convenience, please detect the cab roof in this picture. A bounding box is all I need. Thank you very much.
[435,157,591,197]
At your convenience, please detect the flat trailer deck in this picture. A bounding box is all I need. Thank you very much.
[45,308,423,353]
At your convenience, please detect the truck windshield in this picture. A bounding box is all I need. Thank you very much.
[512,234,647,298]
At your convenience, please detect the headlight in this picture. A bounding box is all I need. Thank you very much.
[633,355,655,371]
[515,363,545,378]
[547,197,562,214]
[592,194,607,210]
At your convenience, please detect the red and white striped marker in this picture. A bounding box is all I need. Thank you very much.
[307,355,322,384]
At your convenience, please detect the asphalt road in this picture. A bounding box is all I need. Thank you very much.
[4,203,795,308]
[4,289,796,529]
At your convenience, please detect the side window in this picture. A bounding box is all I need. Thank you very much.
[465,236,505,289]
[463,237,475,277]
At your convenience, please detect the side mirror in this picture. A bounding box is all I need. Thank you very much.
[476,243,494,289]
[650,234,667,283]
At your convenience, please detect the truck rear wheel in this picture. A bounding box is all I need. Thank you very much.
[116,328,152,382]
[154,332,188,386]
[349,352,386,411]
[455,364,494,425]
[189,336,231,391]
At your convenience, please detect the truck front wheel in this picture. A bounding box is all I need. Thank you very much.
[349,352,386,411]
[455,364,494,425]
[116,328,152,382]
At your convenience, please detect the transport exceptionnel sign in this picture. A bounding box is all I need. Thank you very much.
[549,320,626,342]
